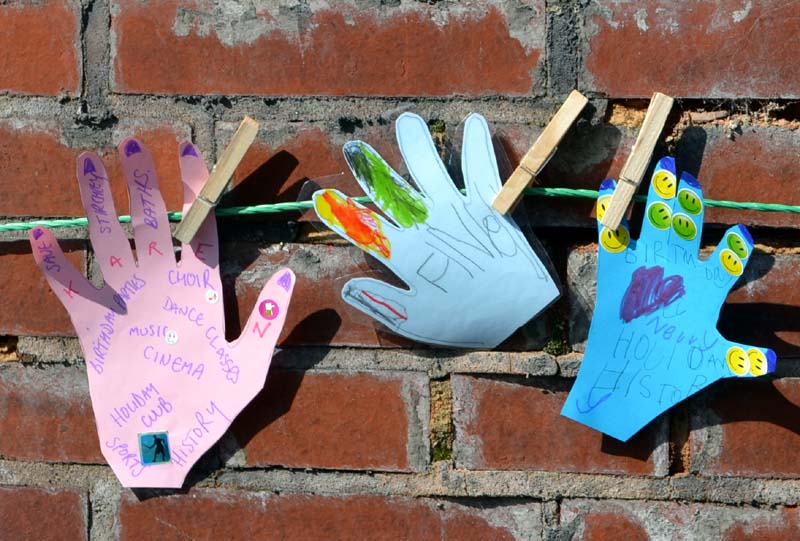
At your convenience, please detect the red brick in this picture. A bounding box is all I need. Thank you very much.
[0,487,87,540]
[112,1,542,96]
[584,1,800,97]
[0,1,80,95]
[232,371,420,471]
[0,120,188,217]
[560,501,650,541]
[561,500,800,540]
[224,126,365,207]
[724,507,800,541]
[721,253,800,357]
[575,512,648,541]
[0,365,102,463]
[452,376,663,474]
[0,241,85,336]
[119,492,529,540]
[693,127,800,228]
[691,378,800,477]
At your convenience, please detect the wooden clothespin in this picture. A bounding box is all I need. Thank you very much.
[174,116,260,243]
[492,90,589,215]
[600,92,674,230]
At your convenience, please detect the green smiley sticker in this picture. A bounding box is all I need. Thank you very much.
[726,232,749,259]
[671,213,697,241]
[678,188,703,215]
[646,202,672,230]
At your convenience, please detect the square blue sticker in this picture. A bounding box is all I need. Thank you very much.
[138,432,171,465]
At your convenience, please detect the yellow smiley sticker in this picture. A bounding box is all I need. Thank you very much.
[596,195,612,222]
[719,248,744,276]
[652,169,677,199]
[726,346,749,376]
[600,226,630,253]
[747,348,768,376]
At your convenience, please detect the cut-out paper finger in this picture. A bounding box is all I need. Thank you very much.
[341,277,414,334]
[119,137,175,269]
[596,179,632,261]
[29,226,117,315]
[313,188,415,278]
[668,172,703,255]
[639,157,678,246]
[231,268,295,386]
[721,341,777,378]
[396,112,463,202]
[461,113,502,207]
[706,224,754,295]
[76,152,135,284]
[178,141,220,274]
[343,141,430,229]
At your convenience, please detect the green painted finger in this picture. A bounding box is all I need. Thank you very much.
[343,141,429,228]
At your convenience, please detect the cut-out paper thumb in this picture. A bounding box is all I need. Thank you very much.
[29,139,295,487]
[312,112,560,348]
[561,157,776,441]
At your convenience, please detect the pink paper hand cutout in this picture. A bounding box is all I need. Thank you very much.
[30,139,295,488]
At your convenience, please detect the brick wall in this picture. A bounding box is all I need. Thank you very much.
[1,1,799,539]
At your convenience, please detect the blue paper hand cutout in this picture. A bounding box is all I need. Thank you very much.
[561,157,777,441]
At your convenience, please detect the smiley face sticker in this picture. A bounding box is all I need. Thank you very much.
[646,202,672,230]
[726,231,750,259]
[726,346,749,375]
[719,248,744,276]
[678,188,703,214]
[652,169,677,199]
[259,299,279,320]
[596,195,612,222]
[671,213,697,241]
[600,226,630,253]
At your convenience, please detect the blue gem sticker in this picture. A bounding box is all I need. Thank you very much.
[138,432,171,465]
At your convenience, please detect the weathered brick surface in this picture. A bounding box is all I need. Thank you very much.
[219,122,384,207]
[559,499,800,540]
[0,486,87,541]
[119,492,539,540]
[233,370,427,472]
[0,120,189,217]
[691,379,800,478]
[0,1,80,96]
[582,0,800,98]
[112,1,544,96]
[0,241,85,336]
[724,506,800,541]
[0,365,102,463]
[452,375,666,475]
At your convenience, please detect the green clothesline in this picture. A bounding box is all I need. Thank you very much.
[1,187,798,233]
